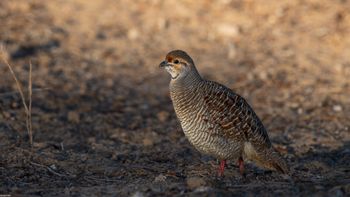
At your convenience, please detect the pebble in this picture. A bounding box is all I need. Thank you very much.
[154,174,167,182]
[344,183,350,194]
[127,29,139,40]
[157,111,169,122]
[227,43,236,60]
[315,185,325,190]
[194,186,211,192]
[297,108,303,114]
[328,186,344,197]
[131,191,144,197]
[143,137,154,146]
[67,111,80,123]
[143,131,160,146]
[151,174,167,192]
[49,164,57,170]
[216,23,239,38]
[186,177,206,189]
[333,105,342,112]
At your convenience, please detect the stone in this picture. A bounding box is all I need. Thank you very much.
[186,177,206,189]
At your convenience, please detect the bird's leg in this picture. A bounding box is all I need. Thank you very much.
[238,157,245,176]
[218,159,226,176]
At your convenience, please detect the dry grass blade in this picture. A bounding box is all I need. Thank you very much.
[28,61,33,146]
[0,52,28,113]
[29,161,66,177]
[0,46,33,147]
[0,87,50,97]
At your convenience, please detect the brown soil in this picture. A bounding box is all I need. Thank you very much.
[0,0,349,196]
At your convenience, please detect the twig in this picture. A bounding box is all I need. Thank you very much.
[60,142,64,151]
[84,176,122,183]
[29,161,66,177]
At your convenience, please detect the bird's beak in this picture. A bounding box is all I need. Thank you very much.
[159,61,168,68]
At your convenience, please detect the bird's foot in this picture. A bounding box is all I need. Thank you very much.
[217,159,226,177]
[238,157,246,177]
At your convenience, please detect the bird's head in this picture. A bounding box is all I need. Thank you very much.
[159,50,196,80]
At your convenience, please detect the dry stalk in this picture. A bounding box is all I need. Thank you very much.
[28,61,33,145]
[0,47,33,146]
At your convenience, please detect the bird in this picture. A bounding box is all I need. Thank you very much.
[159,50,289,176]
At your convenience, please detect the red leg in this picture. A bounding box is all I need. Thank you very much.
[218,159,226,177]
[238,157,245,176]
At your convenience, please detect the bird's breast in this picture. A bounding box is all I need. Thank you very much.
[170,88,242,159]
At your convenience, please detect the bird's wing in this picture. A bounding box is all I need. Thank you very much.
[202,81,272,148]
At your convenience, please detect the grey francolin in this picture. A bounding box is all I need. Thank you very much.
[159,50,289,176]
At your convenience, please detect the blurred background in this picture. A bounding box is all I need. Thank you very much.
[0,0,349,196]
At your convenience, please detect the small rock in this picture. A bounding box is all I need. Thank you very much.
[341,148,350,154]
[127,29,139,40]
[289,102,299,109]
[0,44,10,60]
[1,111,11,119]
[216,23,239,38]
[131,191,144,197]
[68,111,80,123]
[186,177,206,189]
[33,142,47,148]
[194,186,211,192]
[333,105,342,112]
[64,187,70,195]
[306,161,330,172]
[344,183,350,194]
[10,186,20,193]
[315,185,325,190]
[143,137,154,146]
[154,174,167,182]
[157,18,168,29]
[227,43,236,60]
[152,174,167,192]
[258,71,268,80]
[80,154,88,162]
[328,186,344,197]
[157,111,169,122]
[297,108,303,114]
[273,189,285,195]
[142,132,159,146]
[49,164,57,170]
[218,0,232,5]
[11,102,19,108]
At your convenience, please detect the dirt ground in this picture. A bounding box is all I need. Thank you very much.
[0,0,349,196]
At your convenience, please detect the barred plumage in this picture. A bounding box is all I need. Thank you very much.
[160,50,289,176]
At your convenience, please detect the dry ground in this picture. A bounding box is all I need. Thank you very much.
[0,0,349,196]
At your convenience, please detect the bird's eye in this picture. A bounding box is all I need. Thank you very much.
[174,59,179,64]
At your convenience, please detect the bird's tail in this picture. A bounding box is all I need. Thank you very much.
[253,147,290,174]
